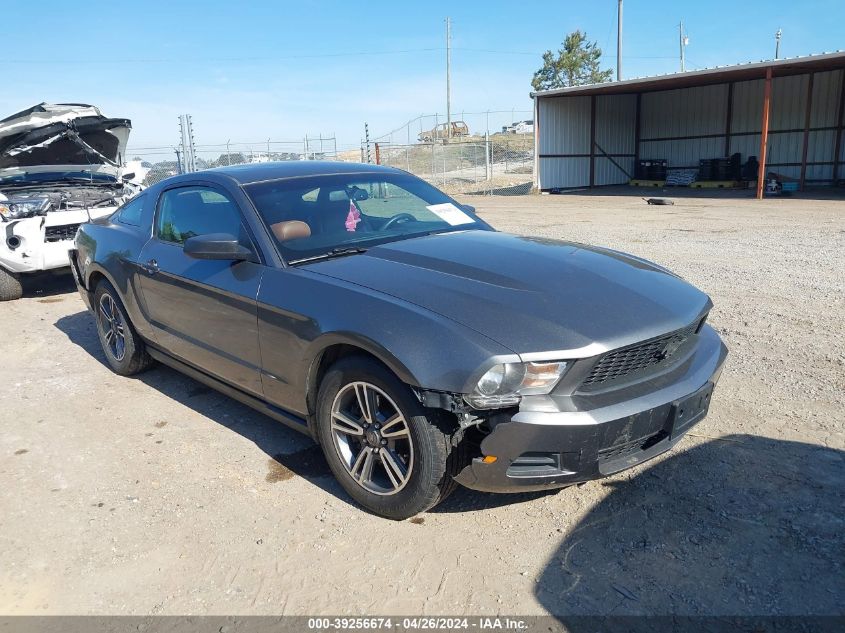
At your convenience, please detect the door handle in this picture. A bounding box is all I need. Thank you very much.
[143,259,159,275]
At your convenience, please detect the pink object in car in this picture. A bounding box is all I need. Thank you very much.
[345,199,361,232]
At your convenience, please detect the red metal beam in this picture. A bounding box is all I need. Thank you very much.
[756,68,773,200]
[374,142,381,165]
[799,73,815,190]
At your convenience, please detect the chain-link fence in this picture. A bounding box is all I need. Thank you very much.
[370,110,533,146]
[126,108,536,195]
[378,135,534,196]
[127,136,340,187]
[361,110,535,195]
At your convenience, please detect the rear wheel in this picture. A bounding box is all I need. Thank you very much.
[94,280,154,376]
[0,268,23,302]
[315,356,466,520]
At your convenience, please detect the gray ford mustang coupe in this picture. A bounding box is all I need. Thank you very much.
[71,162,727,519]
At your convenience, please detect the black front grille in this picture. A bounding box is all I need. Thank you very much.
[582,319,703,388]
[44,223,81,242]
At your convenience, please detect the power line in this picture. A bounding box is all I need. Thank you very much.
[1,45,683,66]
[1,48,443,65]
[455,47,678,60]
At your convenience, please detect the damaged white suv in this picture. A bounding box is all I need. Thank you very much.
[0,103,141,301]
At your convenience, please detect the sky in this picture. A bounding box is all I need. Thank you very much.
[3,0,843,158]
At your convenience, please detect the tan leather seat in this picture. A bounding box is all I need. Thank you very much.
[271,220,311,242]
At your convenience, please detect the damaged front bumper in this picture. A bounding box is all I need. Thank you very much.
[1,208,114,274]
[453,325,728,493]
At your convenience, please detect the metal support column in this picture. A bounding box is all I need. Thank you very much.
[633,93,641,169]
[799,73,815,190]
[589,95,597,187]
[724,82,734,156]
[833,70,845,184]
[532,96,540,191]
[756,67,773,200]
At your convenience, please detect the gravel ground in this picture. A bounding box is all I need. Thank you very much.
[1,189,843,616]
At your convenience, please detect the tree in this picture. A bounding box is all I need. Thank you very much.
[531,31,613,91]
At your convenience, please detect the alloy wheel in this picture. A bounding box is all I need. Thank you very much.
[330,381,414,495]
[98,293,126,362]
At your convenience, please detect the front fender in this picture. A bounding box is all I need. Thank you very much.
[304,331,419,388]
[257,267,517,418]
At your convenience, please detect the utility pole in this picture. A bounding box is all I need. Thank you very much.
[679,21,689,72]
[364,123,371,163]
[446,17,452,140]
[178,114,196,173]
[775,28,782,59]
[617,0,623,81]
[178,116,186,172]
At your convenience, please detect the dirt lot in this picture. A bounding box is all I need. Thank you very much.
[1,190,843,616]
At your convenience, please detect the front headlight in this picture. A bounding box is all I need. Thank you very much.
[465,360,570,409]
[0,196,51,222]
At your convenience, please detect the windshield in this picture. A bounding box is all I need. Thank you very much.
[244,172,490,262]
[0,170,118,186]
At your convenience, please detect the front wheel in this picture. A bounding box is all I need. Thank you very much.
[0,267,23,302]
[315,356,466,520]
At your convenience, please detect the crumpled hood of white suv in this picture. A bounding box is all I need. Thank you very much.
[0,103,131,178]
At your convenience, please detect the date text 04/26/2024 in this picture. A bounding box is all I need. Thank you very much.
[307,618,528,631]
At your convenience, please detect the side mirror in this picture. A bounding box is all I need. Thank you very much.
[121,172,136,181]
[461,204,476,214]
[183,233,257,262]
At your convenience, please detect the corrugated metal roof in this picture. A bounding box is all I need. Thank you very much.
[532,51,845,99]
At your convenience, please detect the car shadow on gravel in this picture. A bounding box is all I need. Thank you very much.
[21,272,78,299]
[536,434,844,619]
[53,309,356,508]
[432,485,558,513]
[54,309,566,517]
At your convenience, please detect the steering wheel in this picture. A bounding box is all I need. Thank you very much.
[381,213,416,231]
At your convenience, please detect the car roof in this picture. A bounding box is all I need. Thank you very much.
[203,160,405,185]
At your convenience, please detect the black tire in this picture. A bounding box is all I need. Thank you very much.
[315,356,467,520]
[93,279,154,376]
[0,267,23,302]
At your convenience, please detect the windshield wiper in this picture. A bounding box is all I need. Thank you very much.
[289,246,368,265]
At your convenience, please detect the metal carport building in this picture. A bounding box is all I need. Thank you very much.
[531,51,845,197]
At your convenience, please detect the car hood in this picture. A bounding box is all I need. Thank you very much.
[0,103,131,177]
[303,230,711,356]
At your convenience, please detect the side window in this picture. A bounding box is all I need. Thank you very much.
[114,195,145,227]
[156,186,246,245]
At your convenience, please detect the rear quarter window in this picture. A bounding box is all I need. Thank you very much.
[113,195,145,227]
